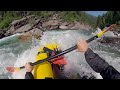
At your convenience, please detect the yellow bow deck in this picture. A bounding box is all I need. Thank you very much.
[33,43,58,79]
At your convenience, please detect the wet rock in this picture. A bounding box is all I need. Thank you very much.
[18,33,33,41]
[18,28,43,41]
[42,20,93,30]
[61,22,69,26]
[2,14,93,39]
[28,19,44,31]
[59,25,68,29]
[0,29,8,39]
[70,22,81,30]
[0,30,6,39]
[5,16,44,38]
[71,22,92,30]
[100,37,120,44]
[5,24,31,36]
[11,15,35,30]
[5,15,36,36]
[42,20,60,30]
[43,20,60,27]
[49,25,59,30]
[14,24,32,33]
[24,28,43,39]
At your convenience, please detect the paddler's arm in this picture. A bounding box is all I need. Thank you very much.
[25,72,34,79]
[84,48,120,79]
[24,63,34,79]
[77,39,120,79]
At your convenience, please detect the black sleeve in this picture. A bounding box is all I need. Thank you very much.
[100,66,120,79]
[84,48,120,79]
[25,72,34,79]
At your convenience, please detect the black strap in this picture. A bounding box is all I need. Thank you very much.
[37,47,64,71]
[43,47,54,56]
[37,47,54,56]
[37,51,45,55]
[43,47,62,57]
[45,77,53,79]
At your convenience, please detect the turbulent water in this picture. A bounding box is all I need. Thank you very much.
[0,30,120,79]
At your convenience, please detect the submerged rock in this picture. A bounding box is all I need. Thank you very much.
[25,28,43,39]
[99,37,120,44]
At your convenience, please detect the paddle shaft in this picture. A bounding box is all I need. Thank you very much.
[20,35,98,69]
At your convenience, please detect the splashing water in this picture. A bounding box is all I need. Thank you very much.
[0,30,120,79]
[10,30,101,79]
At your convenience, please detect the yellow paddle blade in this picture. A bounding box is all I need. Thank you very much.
[97,24,116,38]
[13,68,21,73]
[97,31,104,38]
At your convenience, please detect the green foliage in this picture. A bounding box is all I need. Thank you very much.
[96,11,120,29]
[116,21,120,25]
[61,11,80,22]
[59,11,97,27]
[0,11,21,29]
[30,11,55,19]
[82,13,97,28]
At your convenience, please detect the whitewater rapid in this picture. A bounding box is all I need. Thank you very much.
[0,30,120,79]
[11,30,102,79]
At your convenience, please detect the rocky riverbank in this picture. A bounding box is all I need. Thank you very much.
[0,14,93,40]
[1,14,120,45]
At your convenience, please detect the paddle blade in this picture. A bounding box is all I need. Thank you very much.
[6,67,21,73]
[105,24,116,32]
[6,67,15,72]
[97,24,116,38]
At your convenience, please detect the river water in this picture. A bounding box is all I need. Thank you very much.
[0,30,120,79]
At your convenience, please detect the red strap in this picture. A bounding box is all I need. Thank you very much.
[50,52,67,65]
[52,58,67,65]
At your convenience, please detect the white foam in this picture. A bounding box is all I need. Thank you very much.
[11,44,39,79]
[10,30,120,79]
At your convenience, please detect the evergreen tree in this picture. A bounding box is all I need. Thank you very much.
[96,11,120,28]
